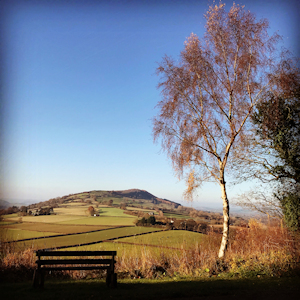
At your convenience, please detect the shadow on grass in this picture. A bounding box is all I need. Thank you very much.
[1,276,300,300]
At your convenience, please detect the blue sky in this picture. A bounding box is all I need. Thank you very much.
[1,0,299,208]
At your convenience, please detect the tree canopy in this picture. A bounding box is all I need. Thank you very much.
[252,88,300,184]
[153,3,299,257]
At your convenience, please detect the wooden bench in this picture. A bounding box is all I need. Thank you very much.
[33,250,117,288]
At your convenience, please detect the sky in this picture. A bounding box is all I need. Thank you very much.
[0,0,299,209]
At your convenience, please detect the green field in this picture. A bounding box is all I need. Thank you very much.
[1,201,199,253]
[115,230,205,249]
[63,230,205,257]
[163,212,191,219]
[7,214,88,223]
[13,226,161,250]
[63,241,173,257]
[0,199,198,253]
[1,223,111,234]
[1,228,58,241]
[18,206,136,226]
[97,207,136,217]
[58,216,136,226]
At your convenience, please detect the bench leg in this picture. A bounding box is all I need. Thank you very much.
[33,269,45,288]
[106,270,117,288]
[106,270,111,287]
[33,269,39,288]
[33,269,43,288]
[111,273,117,288]
[40,270,45,288]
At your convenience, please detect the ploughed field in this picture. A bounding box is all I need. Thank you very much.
[0,201,205,253]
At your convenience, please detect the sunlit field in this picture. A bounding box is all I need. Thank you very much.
[58,216,136,226]
[1,223,112,234]
[1,228,58,241]
[114,230,206,249]
[6,214,88,224]
[65,230,209,257]
[11,226,161,251]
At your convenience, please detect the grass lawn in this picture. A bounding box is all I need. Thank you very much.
[1,276,299,300]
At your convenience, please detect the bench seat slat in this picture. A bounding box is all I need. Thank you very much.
[37,259,114,265]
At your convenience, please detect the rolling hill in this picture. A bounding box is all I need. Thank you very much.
[82,189,182,209]
[105,189,181,207]
[28,189,182,211]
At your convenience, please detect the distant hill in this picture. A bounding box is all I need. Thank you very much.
[0,199,11,209]
[33,189,182,210]
[109,189,181,207]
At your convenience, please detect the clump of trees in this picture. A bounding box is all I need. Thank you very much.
[234,87,300,231]
[254,89,300,231]
[36,207,54,215]
[166,219,208,233]
[0,205,55,217]
[135,216,156,226]
[0,206,20,216]
[87,206,96,216]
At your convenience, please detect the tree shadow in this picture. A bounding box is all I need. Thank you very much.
[1,277,300,300]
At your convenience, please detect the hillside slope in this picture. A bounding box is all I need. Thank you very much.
[0,199,11,209]
[109,189,181,207]
[85,189,181,208]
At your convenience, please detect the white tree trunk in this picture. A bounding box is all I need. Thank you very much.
[218,180,230,258]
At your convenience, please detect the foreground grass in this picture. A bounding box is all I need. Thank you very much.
[1,276,299,300]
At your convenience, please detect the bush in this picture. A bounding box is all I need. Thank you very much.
[280,192,300,231]
[147,216,156,225]
[87,206,95,216]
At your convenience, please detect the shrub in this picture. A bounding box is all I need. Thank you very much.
[87,206,95,216]
[280,192,300,231]
[147,216,156,225]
